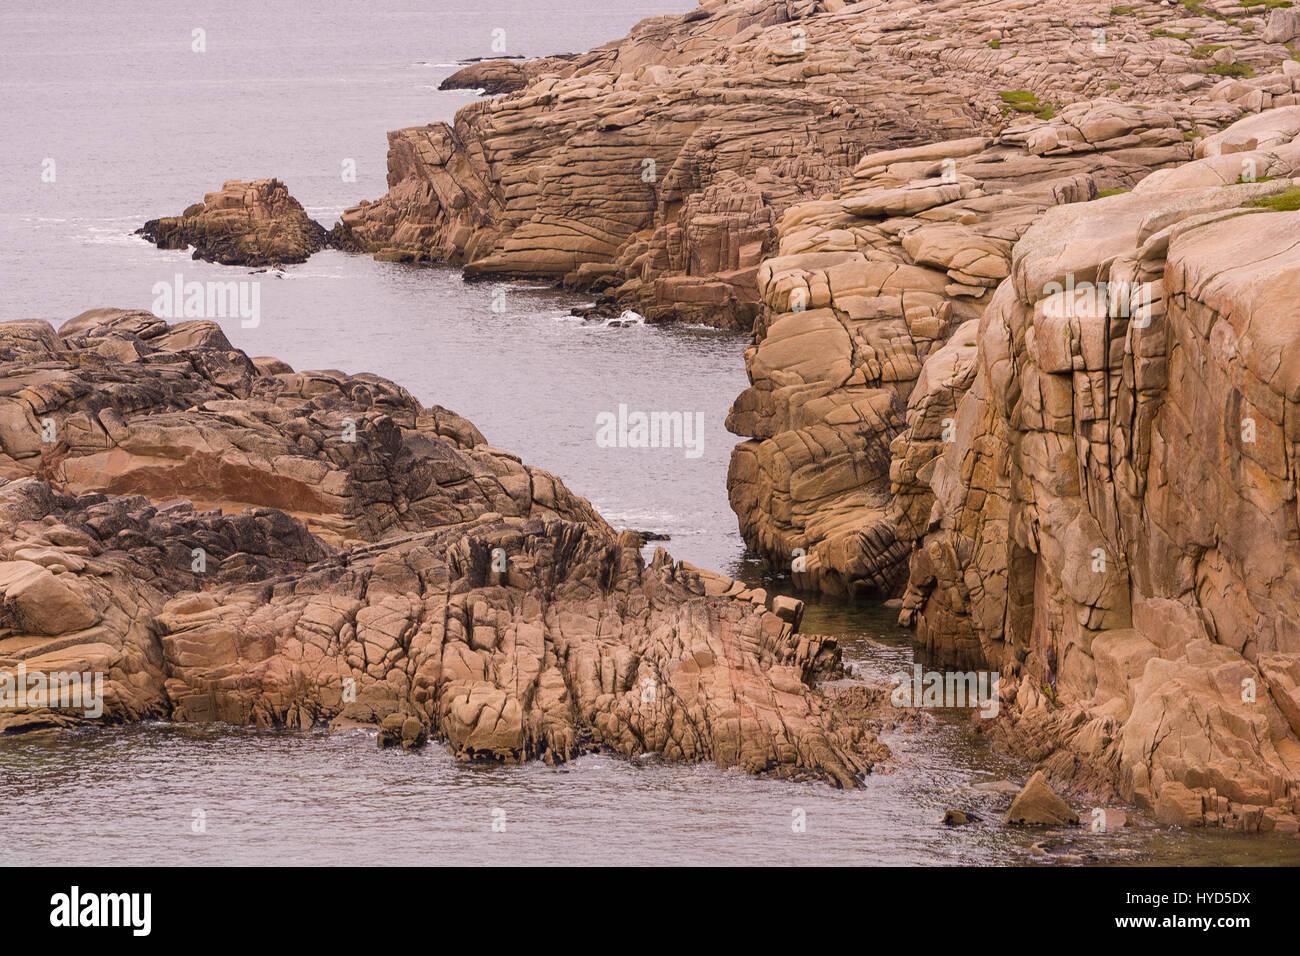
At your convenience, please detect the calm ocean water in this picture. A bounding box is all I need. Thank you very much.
[1,0,1296,865]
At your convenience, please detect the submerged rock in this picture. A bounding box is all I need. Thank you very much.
[439,59,532,96]
[379,714,428,750]
[139,178,328,266]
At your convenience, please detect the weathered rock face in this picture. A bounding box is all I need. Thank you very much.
[902,107,1300,830]
[0,311,881,786]
[1,308,602,547]
[440,59,539,96]
[332,0,1295,328]
[0,474,877,784]
[330,0,990,327]
[139,179,328,266]
[726,102,1204,597]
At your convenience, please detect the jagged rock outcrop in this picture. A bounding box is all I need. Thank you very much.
[901,106,1300,830]
[1,308,601,546]
[139,179,328,266]
[334,0,1297,327]
[727,102,1206,596]
[440,59,536,95]
[0,311,882,786]
[1004,770,1079,826]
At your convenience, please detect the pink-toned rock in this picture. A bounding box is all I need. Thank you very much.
[0,311,882,787]
[139,179,327,266]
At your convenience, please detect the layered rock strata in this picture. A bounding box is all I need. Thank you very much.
[1,308,600,546]
[334,0,1297,327]
[728,101,1204,597]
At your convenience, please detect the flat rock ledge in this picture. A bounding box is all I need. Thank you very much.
[139,178,328,266]
[0,310,881,787]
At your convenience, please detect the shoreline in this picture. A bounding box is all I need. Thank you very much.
[4,0,1300,863]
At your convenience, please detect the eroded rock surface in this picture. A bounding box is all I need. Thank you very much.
[333,0,1298,327]
[727,102,1203,597]
[0,311,880,786]
[1,308,601,546]
[903,107,1300,830]
[139,179,328,266]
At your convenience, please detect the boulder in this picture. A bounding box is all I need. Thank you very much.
[1004,772,1079,826]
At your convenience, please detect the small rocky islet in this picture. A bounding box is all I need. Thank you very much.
[22,0,1300,834]
[137,178,328,267]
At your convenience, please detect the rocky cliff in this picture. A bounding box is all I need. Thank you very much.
[333,0,1296,327]
[727,21,1300,596]
[0,311,881,786]
[727,104,1199,598]
[900,106,1300,829]
[707,2,1300,825]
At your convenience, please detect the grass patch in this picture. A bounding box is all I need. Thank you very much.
[1208,61,1256,76]
[999,89,1056,119]
[999,89,1039,106]
[1153,27,1195,38]
[1245,0,1292,8]
[1245,186,1300,211]
[1111,4,1137,12]
[1095,187,1131,198]
[1190,43,1226,57]
[988,38,1001,49]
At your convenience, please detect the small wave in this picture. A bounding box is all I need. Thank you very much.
[674,322,741,333]
[599,310,644,328]
[78,226,138,245]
